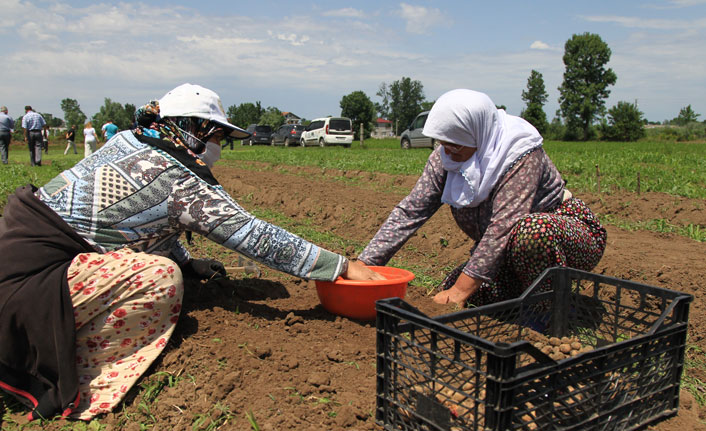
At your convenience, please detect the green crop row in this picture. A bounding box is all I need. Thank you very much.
[223,138,706,199]
[2,139,704,210]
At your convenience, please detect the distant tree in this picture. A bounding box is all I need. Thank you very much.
[60,98,87,129]
[377,77,425,135]
[259,106,285,129]
[420,100,435,111]
[674,105,701,125]
[40,113,63,128]
[124,104,136,127]
[520,70,549,135]
[558,33,617,141]
[227,102,262,128]
[543,110,566,141]
[599,101,645,141]
[495,105,507,111]
[340,90,375,140]
[375,83,391,119]
[93,98,135,130]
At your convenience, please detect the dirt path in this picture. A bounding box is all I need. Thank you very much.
[7,161,705,430]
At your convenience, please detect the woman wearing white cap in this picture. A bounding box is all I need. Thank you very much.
[0,83,382,420]
[359,89,606,307]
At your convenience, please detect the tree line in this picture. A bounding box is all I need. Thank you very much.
[29,32,703,143]
[340,32,703,142]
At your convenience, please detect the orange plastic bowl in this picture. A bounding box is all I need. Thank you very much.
[315,266,415,320]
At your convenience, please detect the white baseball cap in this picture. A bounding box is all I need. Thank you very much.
[159,83,250,139]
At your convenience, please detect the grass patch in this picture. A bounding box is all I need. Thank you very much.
[221,138,706,199]
[222,138,432,177]
[684,343,706,406]
[543,140,706,199]
[192,402,234,430]
[599,214,706,242]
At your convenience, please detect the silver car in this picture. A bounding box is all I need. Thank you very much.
[400,111,439,149]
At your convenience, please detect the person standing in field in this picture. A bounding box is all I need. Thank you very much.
[0,83,383,421]
[64,125,77,155]
[101,120,119,142]
[0,106,14,164]
[83,121,100,157]
[21,105,46,166]
[359,89,607,307]
[43,126,50,154]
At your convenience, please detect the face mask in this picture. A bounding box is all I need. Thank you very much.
[199,139,222,168]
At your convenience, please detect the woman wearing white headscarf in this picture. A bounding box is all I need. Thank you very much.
[359,89,606,306]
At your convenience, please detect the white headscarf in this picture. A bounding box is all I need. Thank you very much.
[422,89,543,208]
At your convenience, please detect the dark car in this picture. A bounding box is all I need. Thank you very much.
[270,124,305,147]
[242,124,273,146]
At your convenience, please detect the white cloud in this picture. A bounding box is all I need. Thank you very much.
[399,3,445,35]
[322,8,365,18]
[530,40,558,51]
[1,1,703,124]
[667,0,706,6]
[267,31,311,46]
[582,14,706,30]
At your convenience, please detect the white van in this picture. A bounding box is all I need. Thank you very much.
[300,117,353,147]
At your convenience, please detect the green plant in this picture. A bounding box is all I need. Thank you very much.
[192,403,234,431]
[683,344,706,406]
[244,410,260,431]
[284,387,304,403]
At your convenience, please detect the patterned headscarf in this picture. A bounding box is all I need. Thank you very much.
[133,101,225,166]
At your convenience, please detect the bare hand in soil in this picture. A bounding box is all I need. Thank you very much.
[433,273,479,305]
[343,260,387,281]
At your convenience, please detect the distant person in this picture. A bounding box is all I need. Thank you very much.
[64,125,77,155]
[83,121,100,157]
[359,89,607,307]
[43,126,50,154]
[0,83,383,421]
[101,120,119,142]
[21,105,46,166]
[0,106,14,164]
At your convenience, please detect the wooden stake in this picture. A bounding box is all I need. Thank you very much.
[596,164,601,194]
[360,123,364,147]
[224,265,261,277]
[224,266,247,271]
[637,172,641,195]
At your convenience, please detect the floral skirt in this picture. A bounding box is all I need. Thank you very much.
[66,248,183,419]
[440,198,607,307]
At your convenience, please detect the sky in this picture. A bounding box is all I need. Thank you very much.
[1,0,705,125]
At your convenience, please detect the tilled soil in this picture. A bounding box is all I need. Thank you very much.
[4,160,706,430]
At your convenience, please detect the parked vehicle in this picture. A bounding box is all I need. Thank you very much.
[399,111,439,149]
[242,124,273,146]
[300,117,353,147]
[271,124,305,147]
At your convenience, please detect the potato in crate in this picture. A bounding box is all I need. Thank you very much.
[375,267,693,431]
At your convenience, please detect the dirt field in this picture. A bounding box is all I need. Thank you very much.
[4,160,706,430]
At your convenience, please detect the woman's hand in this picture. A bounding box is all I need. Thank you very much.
[433,272,480,305]
[342,260,387,281]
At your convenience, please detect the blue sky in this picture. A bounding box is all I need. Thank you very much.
[2,0,705,125]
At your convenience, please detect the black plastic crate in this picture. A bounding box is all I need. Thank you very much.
[375,267,693,431]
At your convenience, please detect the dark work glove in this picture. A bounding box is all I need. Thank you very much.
[182,258,226,280]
